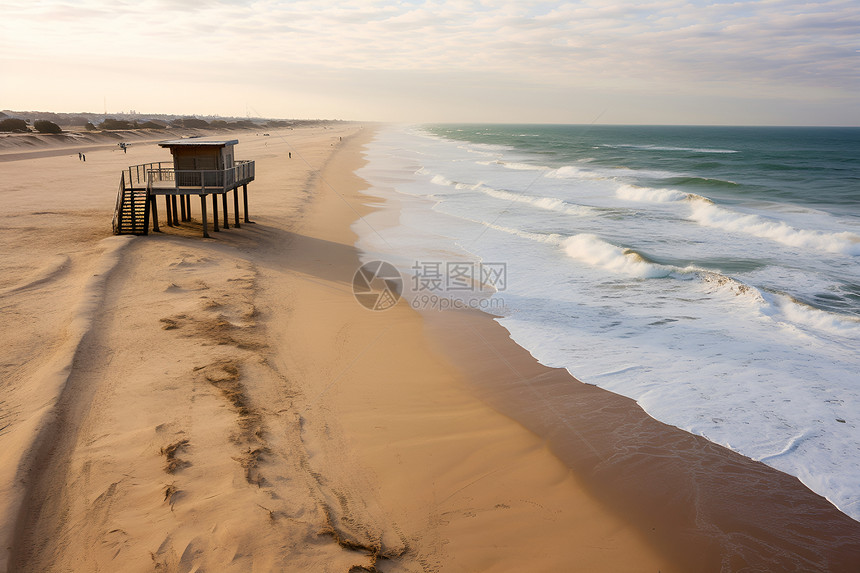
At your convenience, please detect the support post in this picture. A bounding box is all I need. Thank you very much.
[171,196,179,226]
[233,187,241,228]
[165,195,173,227]
[186,195,192,220]
[212,193,219,232]
[242,184,251,223]
[180,193,187,221]
[222,192,229,229]
[200,194,209,238]
[143,191,150,236]
[151,194,160,232]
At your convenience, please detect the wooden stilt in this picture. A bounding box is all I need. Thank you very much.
[222,192,229,229]
[166,196,172,225]
[151,194,160,232]
[242,184,251,223]
[180,193,187,221]
[171,196,179,225]
[212,193,219,232]
[200,194,209,238]
[143,192,151,236]
[233,187,241,228]
[186,195,192,220]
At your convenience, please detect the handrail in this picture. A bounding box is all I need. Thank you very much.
[112,172,125,234]
[123,160,255,191]
[124,161,173,188]
[145,161,255,192]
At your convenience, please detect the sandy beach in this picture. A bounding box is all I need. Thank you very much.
[1,123,860,572]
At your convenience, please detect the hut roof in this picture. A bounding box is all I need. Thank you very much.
[159,139,239,148]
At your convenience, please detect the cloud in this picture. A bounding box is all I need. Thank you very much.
[2,0,858,122]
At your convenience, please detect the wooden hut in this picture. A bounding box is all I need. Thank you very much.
[112,138,255,237]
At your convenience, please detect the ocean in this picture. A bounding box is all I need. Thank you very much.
[353,124,860,520]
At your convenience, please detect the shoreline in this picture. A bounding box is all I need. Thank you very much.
[352,128,860,570]
[420,306,860,570]
[258,127,672,570]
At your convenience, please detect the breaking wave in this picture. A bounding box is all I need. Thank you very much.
[689,202,860,255]
[562,234,673,279]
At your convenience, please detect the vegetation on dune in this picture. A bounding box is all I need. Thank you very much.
[172,117,210,129]
[0,118,29,132]
[99,118,137,130]
[34,120,62,134]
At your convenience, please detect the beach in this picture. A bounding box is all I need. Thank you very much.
[1,123,859,572]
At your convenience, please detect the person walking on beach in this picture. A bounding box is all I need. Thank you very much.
[82,154,86,162]
[78,152,82,161]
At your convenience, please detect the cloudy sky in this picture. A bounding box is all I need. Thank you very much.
[2,0,858,124]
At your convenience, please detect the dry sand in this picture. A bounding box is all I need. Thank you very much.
[0,124,858,572]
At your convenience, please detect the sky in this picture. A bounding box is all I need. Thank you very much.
[1,0,858,125]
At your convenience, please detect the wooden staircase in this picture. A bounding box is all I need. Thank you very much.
[112,172,150,235]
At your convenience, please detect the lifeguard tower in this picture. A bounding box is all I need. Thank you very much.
[112,138,255,237]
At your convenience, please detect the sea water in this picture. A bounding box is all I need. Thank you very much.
[353,124,860,520]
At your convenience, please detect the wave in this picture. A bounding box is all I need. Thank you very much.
[545,165,589,179]
[476,185,597,217]
[479,216,856,337]
[424,169,599,217]
[430,173,455,187]
[562,234,673,279]
[662,176,742,188]
[616,184,860,255]
[689,201,860,255]
[475,220,564,245]
[475,224,672,279]
[546,164,683,182]
[616,184,688,203]
[603,144,739,154]
[696,270,765,302]
[477,159,549,171]
[428,173,490,192]
[765,293,860,337]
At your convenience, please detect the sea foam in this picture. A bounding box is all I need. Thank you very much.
[689,201,860,255]
[562,234,672,278]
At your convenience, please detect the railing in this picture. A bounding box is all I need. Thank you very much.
[125,162,173,188]
[123,160,255,194]
[111,172,125,234]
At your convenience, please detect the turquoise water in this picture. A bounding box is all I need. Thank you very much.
[428,125,860,212]
[355,124,860,519]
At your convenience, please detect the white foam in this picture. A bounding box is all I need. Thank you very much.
[479,159,549,171]
[695,270,766,302]
[430,173,454,187]
[562,234,672,278]
[689,201,860,255]
[616,184,688,203]
[477,220,564,245]
[477,185,596,217]
[607,143,739,154]
[768,294,860,337]
[545,165,588,179]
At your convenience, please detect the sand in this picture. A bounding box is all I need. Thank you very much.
[0,123,859,572]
